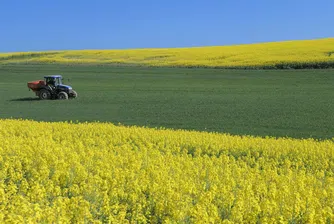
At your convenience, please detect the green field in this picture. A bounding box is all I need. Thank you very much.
[1,64,333,139]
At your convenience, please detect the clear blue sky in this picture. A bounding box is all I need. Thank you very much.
[1,0,333,52]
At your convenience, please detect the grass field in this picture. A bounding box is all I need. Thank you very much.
[1,64,334,139]
[1,38,334,69]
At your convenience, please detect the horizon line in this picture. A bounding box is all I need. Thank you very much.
[1,37,332,54]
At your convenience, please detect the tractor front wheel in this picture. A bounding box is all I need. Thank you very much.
[39,89,51,100]
[58,92,69,100]
[71,90,78,98]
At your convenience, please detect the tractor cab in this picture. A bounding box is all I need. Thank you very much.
[45,75,63,87]
[44,75,73,92]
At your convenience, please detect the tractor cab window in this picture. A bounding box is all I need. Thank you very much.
[55,78,62,86]
[45,77,62,86]
[45,78,55,86]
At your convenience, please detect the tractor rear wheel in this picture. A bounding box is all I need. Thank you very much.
[58,92,69,100]
[39,89,51,100]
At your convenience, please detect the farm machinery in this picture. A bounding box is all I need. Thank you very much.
[27,75,77,100]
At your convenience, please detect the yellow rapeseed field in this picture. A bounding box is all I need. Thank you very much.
[0,119,333,223]
[1,38,333,68]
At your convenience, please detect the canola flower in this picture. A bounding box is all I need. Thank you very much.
[0,38,334,69]
[0,119,333,223]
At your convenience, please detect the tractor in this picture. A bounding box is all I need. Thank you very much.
[27,75,78,100]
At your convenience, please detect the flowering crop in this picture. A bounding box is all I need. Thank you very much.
[0,119,333,223]
[1,38,333,69]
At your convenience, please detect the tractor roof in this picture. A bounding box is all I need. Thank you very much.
[44,75,62,78]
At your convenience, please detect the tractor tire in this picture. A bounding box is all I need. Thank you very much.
[58,92,69,100]
[71,90,78,98]
[39,89,51,100]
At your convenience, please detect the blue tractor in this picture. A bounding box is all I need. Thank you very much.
[27,75,78,100]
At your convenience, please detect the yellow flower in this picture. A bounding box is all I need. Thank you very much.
[0,119,333,222]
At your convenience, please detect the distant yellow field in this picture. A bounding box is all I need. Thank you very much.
[1,38,334,68]
[0,119,333,223]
